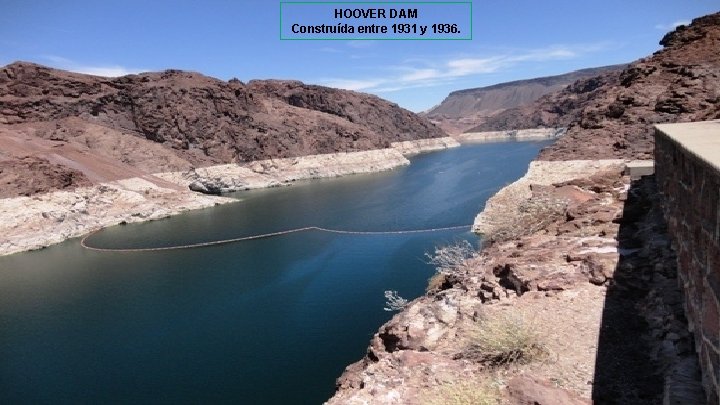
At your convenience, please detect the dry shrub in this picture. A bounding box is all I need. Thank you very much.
[486,196,567,243]
[425,240,477,276]
[462,312,547,366]
[421,378,500,405]
[383,290,408,312]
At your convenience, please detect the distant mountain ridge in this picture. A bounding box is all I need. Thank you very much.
[423,64,627,134]
[472,12,720,160]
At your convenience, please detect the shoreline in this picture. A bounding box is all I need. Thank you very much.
[455,127,566,143]
[472,159,627,234]
[0,137,459,257]
[325,158,685,404]
[156,137,460,194]
[0,178,237,257]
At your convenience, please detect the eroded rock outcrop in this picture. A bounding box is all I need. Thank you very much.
[474,13,720,160]
[0,62,445,171]
[155,138,459,194]
[157,148,412,194]
[472,159,627,235]
[0,156,91,198]
[329,13,718,404]
[328,165,701,404]
[423,65,625,135]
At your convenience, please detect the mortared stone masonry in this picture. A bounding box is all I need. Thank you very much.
[655,120,720,404]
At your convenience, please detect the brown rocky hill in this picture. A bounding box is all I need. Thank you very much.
[467,70,625,133]
[423,65,625,134]
[474,12,720,160]
[0,62,445,196]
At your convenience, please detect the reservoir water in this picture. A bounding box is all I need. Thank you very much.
[0,141,549,404]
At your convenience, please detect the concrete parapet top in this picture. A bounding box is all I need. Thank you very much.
[655,120,720,172]
[624,160,655,180]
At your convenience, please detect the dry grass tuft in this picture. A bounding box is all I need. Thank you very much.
[486,196,567,243]
[462,312,547,366]
[426,272,448,293]
[421,378,500,405]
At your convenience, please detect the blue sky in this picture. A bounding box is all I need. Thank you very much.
[1,0,718,112]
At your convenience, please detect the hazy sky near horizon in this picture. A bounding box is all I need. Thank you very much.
[1,1,718,112]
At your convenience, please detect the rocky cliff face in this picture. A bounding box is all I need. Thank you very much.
[0,62,445,196]
[423,65,625,134]
[468,70,623,133]
[475,13,720,160]
[328,165,701,404]
[328,14,720,403]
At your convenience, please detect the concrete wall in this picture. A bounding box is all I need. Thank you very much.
[655,120,720,404]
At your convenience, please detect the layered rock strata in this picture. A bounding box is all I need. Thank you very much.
[157,137,459,194]
[456,128,565,143]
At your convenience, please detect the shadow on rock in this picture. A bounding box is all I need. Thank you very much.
[592,175,705,404]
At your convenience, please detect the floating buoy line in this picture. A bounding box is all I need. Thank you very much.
[80,224,473,253]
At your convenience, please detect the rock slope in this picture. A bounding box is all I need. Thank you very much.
[0,139,458,255]
[0,62,453,255]
[156,138,459,194]
[0,155,91,198]
[472,159,626,234]
[329,13,720,404]
[0,62,446,196]
[328,165,702,404]
[475,13,720,160]
[423,65,625,134]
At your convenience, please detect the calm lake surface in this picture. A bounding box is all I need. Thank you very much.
[0,141,549,404]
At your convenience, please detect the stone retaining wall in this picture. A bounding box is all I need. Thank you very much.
[655,121,720,404]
